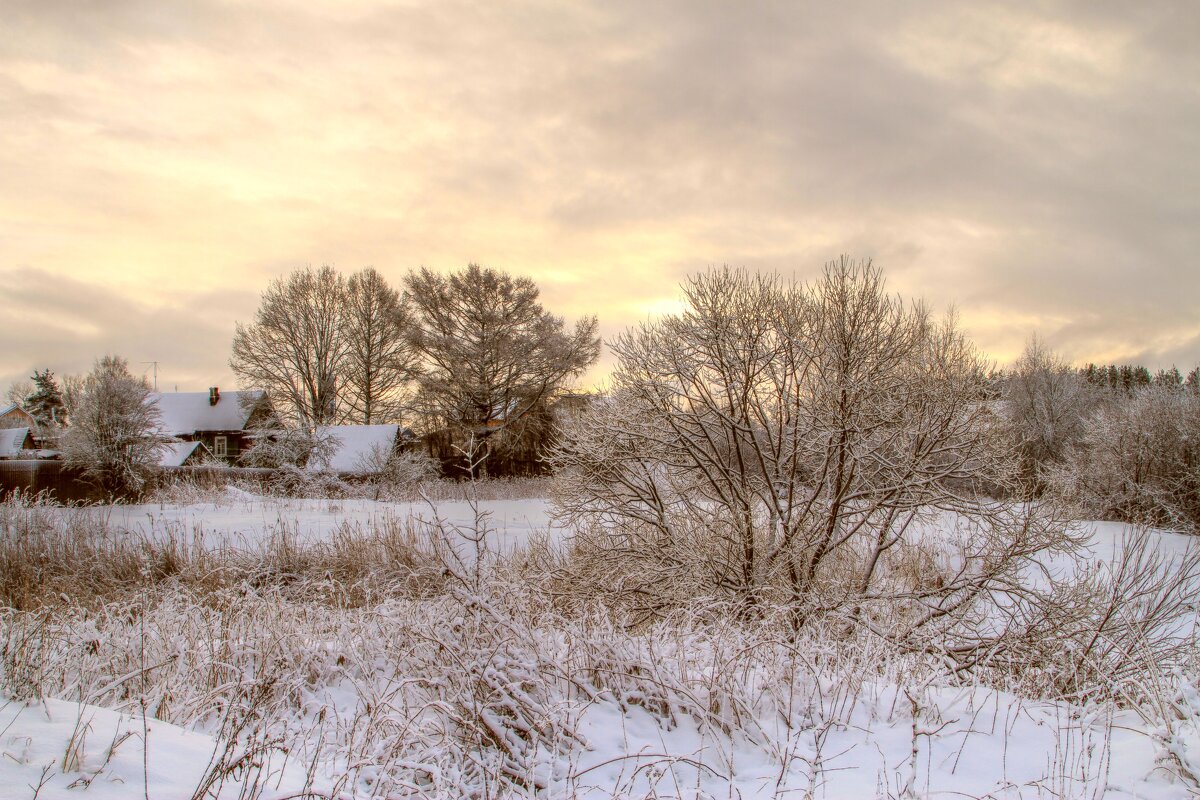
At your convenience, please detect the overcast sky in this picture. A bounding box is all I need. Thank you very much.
[2,0,1197,393]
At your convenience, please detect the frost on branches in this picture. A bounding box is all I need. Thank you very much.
[549,261,1197,686]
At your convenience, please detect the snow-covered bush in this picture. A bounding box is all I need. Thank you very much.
[1004,336,1097,493]
[60,355,170,499]
[1054,383,1200,531]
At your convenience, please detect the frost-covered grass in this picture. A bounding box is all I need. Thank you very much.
[1,493,1198,799]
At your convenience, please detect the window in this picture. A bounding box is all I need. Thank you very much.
[214,436,228,458]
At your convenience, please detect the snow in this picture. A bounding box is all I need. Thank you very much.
[309,424,400,473]
[149,390,264,436]
[0,698,319,799]
[7,496,1200,798]
[0,427,31,457]
[4,657,1195,799]
[99,494,560,555]
[566,684,1184,799]
[153,440,202,467]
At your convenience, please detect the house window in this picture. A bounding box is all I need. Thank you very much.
[214,436,228,458]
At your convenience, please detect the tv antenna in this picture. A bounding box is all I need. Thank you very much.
[142,361,158,391]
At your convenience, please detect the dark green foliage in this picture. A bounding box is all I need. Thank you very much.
[24,369,67,429]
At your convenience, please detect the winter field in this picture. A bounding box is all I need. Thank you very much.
[1,488,1198,799]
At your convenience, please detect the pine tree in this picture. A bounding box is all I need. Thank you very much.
[25,369,67,428]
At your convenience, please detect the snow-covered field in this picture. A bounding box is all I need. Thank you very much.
[2,493,1198,799]
[100,494,563,556]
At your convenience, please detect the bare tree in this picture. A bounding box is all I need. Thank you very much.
[231,266,348,428]
[340,267,420,425]
[62,355,168,498]
[4,378,32,410]
[405,263,600,473]
[550,261,1070,645]
[1005,336,1095,493]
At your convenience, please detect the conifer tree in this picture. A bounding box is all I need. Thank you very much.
[25,369,67,428]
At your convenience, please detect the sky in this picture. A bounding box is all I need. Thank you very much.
[2,0,1198,394]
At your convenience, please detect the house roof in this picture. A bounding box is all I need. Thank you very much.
[309,425,400,473]
[156,441,205,467]
[0,404,35,423]
[149,391,266,436]
[0,427,32,457]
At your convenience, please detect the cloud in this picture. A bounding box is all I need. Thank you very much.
[0,0,1196,379]
[0,268,257,393]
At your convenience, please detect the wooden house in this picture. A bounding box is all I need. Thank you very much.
[149,388,273,464]
[0,427,34,459]
[0,404,35,430]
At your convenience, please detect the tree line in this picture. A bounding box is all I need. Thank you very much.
[229,263,600,473]
[5,263,601,491]
[1004,337,1200,530]
[6,260,1198,522]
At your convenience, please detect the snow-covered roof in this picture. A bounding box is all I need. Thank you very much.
[149,391,266,436]
[156,441,204,467]
[0,427,32,457]
[309,425,400,473]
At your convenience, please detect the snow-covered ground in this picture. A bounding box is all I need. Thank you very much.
[91,493,563,555]
[3,671,1195,798]
[3,493,1199,799]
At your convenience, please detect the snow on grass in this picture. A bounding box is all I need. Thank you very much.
[0,697,318,799]
[3,494,1199,798]
[88,492,561,556]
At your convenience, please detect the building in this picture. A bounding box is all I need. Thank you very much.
[308,424,405,475]
[0,404,35,430]
[0,427,34,459]
[155,440,214,468]
[149,388,273,464]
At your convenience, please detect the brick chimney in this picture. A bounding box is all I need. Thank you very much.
[209,387,220,406]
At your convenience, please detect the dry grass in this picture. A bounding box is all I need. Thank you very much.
[0,495,446,610]
[2,493,1198,797]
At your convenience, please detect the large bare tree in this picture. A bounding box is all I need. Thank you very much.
[340,267,420,425]
[404,263,600,469]
[230,266,348,428]
[550,261,1074,648]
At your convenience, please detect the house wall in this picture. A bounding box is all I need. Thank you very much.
[0,408,34,429]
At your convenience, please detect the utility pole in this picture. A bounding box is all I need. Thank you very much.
[142,361,158,391]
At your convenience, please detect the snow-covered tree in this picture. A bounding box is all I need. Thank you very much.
[550,261,1060,642]
[1055,382,1200,530]
[62,356,168,498]
[25,369,67,429]
[1005,336,1094,492]
[4,378,32,410]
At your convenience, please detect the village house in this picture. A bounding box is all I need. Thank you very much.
[0,404,35,430]
[307,424,409,475]
[0,427,34,459]
[149,387,273,464]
